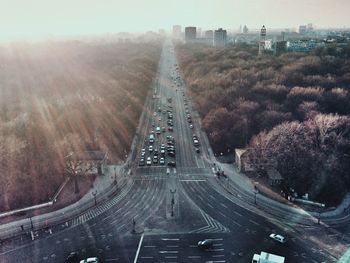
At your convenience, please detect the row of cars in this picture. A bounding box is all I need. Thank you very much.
[139,134,177,167]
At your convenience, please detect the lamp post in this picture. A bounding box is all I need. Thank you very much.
[114,167,117,186]
[30,217,34,230]
[92,191,97,206]
[170,189,176,217]
[254,191,258,205]
[132,218,136,233]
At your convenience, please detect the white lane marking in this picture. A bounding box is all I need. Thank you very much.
[208,203,214,209]
[211,238,223,241]
[206,261,226,263]
[167,245,179,248]
[159,251,179,254]
[211,248,224,251]
[231,220,242,227]
[144,245,156,248]
[220,203,228,209]
[180,179,206,182]
[133,233,144,263]
[249,219,260,226]
[162,238,180,241]
[140,256,153,259]
[219,211,227,217]
[209,195,215,200]
[188,256,201,259]
[212,255,225,258]
[233,211,243,217]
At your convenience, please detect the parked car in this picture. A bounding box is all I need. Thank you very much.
[153,155,158,164]
[168,151,175,157]
[198,239,213,249]
[159,157,165,165]
[269,234,287,244]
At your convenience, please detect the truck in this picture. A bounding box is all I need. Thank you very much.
[252,251,285,263]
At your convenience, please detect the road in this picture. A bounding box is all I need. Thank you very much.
[0,39,345,263]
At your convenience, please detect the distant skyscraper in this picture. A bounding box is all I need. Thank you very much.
[185,27,196,43]
[197,27,202,38]
[172,25,181,39]
[258,25,266,55]
[205,30,213,38]
[214,28,227,47]
[243,25,249,34]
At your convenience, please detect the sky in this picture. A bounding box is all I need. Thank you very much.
[1,0,349,40]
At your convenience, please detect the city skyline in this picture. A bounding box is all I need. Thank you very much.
[1,0,350,41]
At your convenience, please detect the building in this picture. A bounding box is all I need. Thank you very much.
[185,26,196,43]
[274,41,287,55]
[197,27,202,38]
[205,30,214,39]
[258,25,267,55]
[243,25,249,34]
[65,151,108,176]
[214,28,227,47]
[287,39,325,52]
[172,25,181,39]
[235,149,254,173]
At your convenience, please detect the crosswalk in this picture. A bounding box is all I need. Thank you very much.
[69,180,134,226]
[191,210,230,234]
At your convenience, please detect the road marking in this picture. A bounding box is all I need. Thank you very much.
[205,261,225,263]
[162,238,180,241]
[233,211,243,217]
[140,256,153,259]
[180,179,206,182]
[212,255,225,257]
[211,248,224,252]
[144,245,156,248]
[159,251,178,254]
[249,219,260,226]
[208,203,214,208]
[220,203,228,209]
[188,256,201,259]
[133,233,144,263]
[219,211,227,217]
[231,220,242,227]
[167,245,179,248]
[211,238,223,241]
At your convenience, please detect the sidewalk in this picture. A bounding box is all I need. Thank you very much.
[215,161,350,220]
[0,164,127,240]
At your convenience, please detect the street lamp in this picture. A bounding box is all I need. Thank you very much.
[92,191,97,206]
[170,189,176,217]
[114,167,117,186]
[29,217,34,230]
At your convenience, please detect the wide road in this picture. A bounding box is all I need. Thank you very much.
[0,39,343,263]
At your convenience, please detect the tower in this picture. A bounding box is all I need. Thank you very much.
[258,25,266,55]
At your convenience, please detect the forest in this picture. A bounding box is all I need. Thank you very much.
[0,40,161,211]
[177,43,350,205]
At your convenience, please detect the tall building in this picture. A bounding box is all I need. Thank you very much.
[214,28,227,47]
[258,25,266,55]
[205,30,214,38]
[243,25,249,34]
[185,27,196,43]
[197,27,202,38]
[172,25,181,39]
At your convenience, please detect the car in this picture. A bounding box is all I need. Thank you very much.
[193,139,199,146]
[159,157,165,165]
[189,124,194,129]
[141,151,145,157]
[167,135,174,141]
[154,149,158,155]
[160,149,166,157]
[198,239,213,249]
[195,147,200,153]
[269,234,287,244]
[148,145,153,152]
[167,141,174,145]
[168,126,173,131]
[162,127,166,132]
[156,127,161,134]
[146,157,152,165]
[79,258,99,263]
[139,158,145,166]
[187,118,192,123]
[151,121,155,127]
[66,252,79,263]
[168,151,175,157]
[153,155,158,164]
[153,112,157,116]
[158,107,161,112]
[168,161,176,167]
[158,117,162,121]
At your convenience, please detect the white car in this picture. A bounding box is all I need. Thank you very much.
[149,145,153,152]
[80,258,99,263]
[146,157,152,165]
[159,157,165,165]
[189,124,194,129]
[269,233,287,243]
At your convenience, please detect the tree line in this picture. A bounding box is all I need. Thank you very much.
[176,43,350,205]
[0,40,161,211]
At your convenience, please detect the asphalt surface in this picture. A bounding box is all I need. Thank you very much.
[0,39,345,263]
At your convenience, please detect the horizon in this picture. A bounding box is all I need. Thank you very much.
[1,0,350,41]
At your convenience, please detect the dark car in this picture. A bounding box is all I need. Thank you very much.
[168,161,176,167]
[66,252,79,263]
[195,147,200,153]
[198,239,213,249]
[168,151,175,157]
[168,126,173,131]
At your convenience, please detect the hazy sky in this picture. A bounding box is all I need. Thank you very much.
[1,0,349,40]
